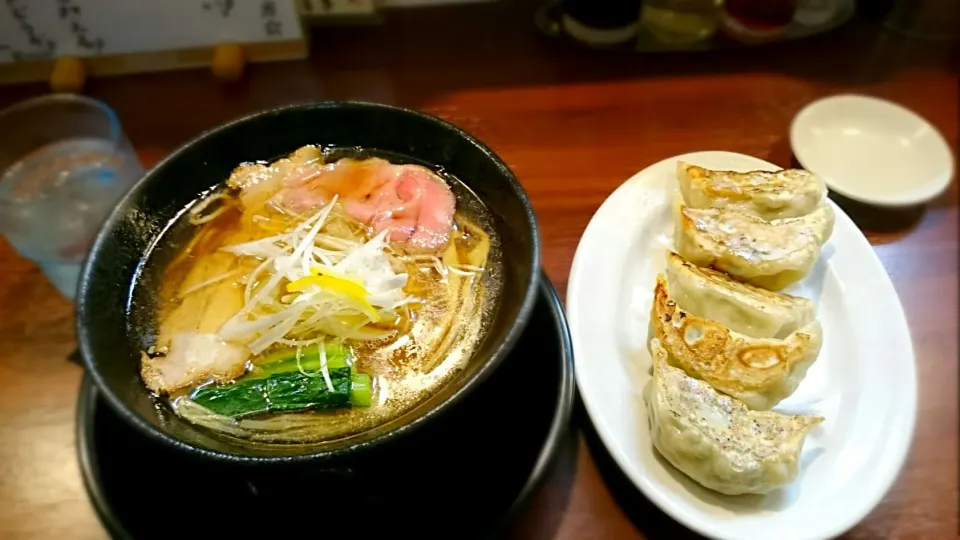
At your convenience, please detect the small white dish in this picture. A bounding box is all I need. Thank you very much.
[567,151,916,540]
[791,94,954,206]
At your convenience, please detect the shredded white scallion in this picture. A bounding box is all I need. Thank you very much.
[215,194,414,351]
[295,347,318,378]
[244,257,276,304]
[220,197,338,339]
[178,269,241,298]
[447,264,485,276]
[276,336,327,347]
[318,341,333,392]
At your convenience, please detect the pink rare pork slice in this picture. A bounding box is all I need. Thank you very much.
[275,157,455,253]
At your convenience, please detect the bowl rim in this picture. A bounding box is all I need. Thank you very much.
[76,100,541,464]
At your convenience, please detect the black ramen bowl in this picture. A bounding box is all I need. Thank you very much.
[78,273,575,539]
[76,101,540,466]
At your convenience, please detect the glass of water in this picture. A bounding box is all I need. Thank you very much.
[0,95,144,299]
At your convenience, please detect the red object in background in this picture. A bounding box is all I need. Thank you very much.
[723,0,798,42]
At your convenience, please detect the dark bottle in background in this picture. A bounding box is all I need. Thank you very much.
[857,0,896,21]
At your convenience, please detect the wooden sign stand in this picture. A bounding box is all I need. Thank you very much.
[0,1,309,91]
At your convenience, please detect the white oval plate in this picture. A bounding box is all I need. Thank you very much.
[567,151,916,540]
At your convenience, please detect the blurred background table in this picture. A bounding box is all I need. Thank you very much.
[0,1,955,538]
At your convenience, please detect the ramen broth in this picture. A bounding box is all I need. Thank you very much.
[132,146,502,444]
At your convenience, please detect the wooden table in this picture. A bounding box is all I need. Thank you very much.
[0,3,956,539]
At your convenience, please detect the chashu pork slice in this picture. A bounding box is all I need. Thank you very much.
[142,332,249,395]
[143,226,254,395]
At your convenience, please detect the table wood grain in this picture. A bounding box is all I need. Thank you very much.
[0,3,956,539]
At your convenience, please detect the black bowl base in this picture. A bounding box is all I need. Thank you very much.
[76,272,574,540]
